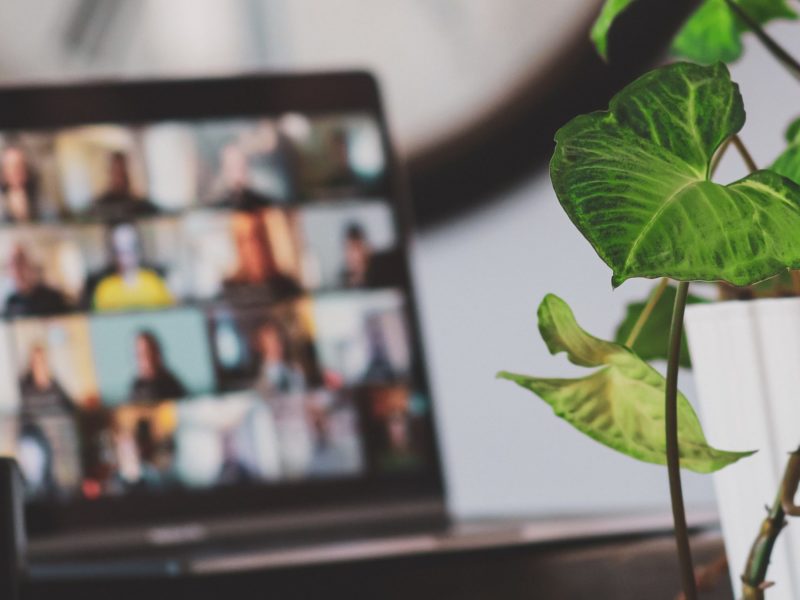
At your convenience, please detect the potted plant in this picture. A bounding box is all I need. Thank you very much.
[498,1,800,598]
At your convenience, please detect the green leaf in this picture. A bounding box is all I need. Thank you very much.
[785,117,800,144]
[671,0,742,63]
[590,0,636,60]
[615,285,707,368]
[550,61,800,288]
[498,294,754,473]
[772,116,800,185]
[673,0,796,64]
[590,0,796,64]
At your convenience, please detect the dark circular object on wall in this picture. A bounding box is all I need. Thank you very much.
[407,0,702,229]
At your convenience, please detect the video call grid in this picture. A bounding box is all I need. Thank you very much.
[0,112,431,501]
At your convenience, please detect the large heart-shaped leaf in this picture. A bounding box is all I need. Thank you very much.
[551,61,800,287]
[772,116,800,185]
[498,294,754,473]
[590,0,796,63]
[615,284,707,368]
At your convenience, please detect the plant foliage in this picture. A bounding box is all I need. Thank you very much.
[590,0,636,60]
[550,62,800,288]
[614,285,707,367]
[591,0,796,63]
[498,295,753,473]
[772,116,800,185]
[673,0,796,64]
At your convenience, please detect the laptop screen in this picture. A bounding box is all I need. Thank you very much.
[0,74,444,536]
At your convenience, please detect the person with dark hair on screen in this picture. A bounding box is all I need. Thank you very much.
[338,221,402,289]
[92,221,173,311]
[222,211,301,301]
[213,144,275,210]
[131,417,174,489]
[0,146,40,222]
[113,414,174,491]
[128,330,187,403]
[253,319,306,395]
[90,151,158,220]
[4,244,70,317]
[130,418,164,489]
[340,222,373,288]
[326,129,359,188]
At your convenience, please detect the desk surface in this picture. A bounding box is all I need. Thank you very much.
[27,508,721,579]
[23,509,735,600]
[25,529,733,600]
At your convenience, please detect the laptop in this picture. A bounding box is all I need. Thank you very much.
[0,72,449,574]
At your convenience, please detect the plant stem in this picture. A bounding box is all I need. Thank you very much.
[732,134,759,172]
[625,278,669,348]
[742,495,784,600]
[741,447,800,600]
[666,281,696,600]
[709,138,731,178]
[725,0,800,83]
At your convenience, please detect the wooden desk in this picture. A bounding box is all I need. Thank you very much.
[25,518,734,600]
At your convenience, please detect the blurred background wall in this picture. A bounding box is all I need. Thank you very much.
[0,0,796,520]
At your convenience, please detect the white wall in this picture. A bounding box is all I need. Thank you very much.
[413,173,714,518]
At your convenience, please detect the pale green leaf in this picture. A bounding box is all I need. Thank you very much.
[590,0,636,60]
[772,116,800,185]
[551,62,800,287]
[498,294,754,473]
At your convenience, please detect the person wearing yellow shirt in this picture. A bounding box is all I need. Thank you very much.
[92,222,174,312]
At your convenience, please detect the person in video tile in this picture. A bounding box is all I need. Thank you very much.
[113,408,176,492]
[128,417,172,490]
[217,430,254,485]
[340,222,372,287]
[92,222,174,311]
[254,319,307,395]
[18,344,76,420]
[363,314,397,382]
[89,151,158,220]
[326,129,359,188]
[214,144,274,210]
[128,330,187,402]
[305,392,363,477]
[222,211,301,301]
[339,219,402,289]
[0,146,40,223]
[5,244,71,317]
[369,387,425,471]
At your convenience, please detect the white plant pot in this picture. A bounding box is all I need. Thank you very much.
[685,298,800,600]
